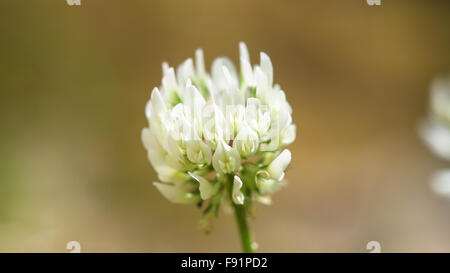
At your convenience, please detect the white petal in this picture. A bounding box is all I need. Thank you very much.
[206,78,219,102]
[239,41,250,62]
[195,48,206,75]
[145,99,152,120]
[153,182,200,204]
[162,62,170,75]
[254,67,269,101]
[164,135,187,166]
[260,52,273,87]
[222,85,244,107]
[141,127,165,167]
[162,67,177,91]
[156,165,191,183]
[150,87,167,116]
[246,98,270,136]
[212,57,238,90]
[281,124,296,146]
[232,176,245,205]
[161,67,180,104]
[267,149,291,181]
[141,128,152,151]
[189,172,218,200]
[184,83,205,122]
[240,57,255,87]
[202,101,226,146]
[277,106,292,130]
[142,128,190,183]
[176,58,195,89]
[222,65,238,88]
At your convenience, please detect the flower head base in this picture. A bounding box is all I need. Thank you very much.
[142,42,296,230]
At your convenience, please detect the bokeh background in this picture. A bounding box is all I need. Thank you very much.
[0,0,449,252]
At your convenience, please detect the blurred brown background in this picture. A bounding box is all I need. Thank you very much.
[0,0,449,252]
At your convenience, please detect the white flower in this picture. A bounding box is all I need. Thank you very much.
[267,149,292,180]
[142,42,296,228]
[233,123,259,158]
[255,150,291,195]
[189,172,219,200]
[212,140,241,174]
[186,139,212,165]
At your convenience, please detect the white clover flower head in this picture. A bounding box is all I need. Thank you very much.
[419,74,450,161]
[142,42,296,230]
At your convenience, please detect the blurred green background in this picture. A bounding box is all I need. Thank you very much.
[0,0,449,252]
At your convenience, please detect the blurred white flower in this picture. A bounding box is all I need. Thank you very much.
[430,169,450,197]
[419,118,450,161]
[419,75,450,161]
[419,74,450,199]
[142,42,296,229]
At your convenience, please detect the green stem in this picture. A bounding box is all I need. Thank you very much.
[227,174,254,253]
[233,202,254,253]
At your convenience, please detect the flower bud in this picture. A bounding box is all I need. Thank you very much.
[232,176,245,205]
[267,149,291,181]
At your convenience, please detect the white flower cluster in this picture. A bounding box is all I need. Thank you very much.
[141,42,296,222]
[419,75,450,161]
